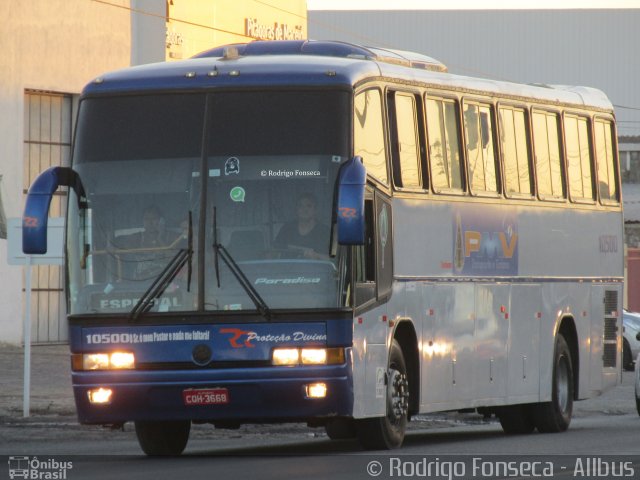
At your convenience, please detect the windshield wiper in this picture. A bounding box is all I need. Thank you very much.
[186,210,193,292]
[129,212,193,322]
[212,207,271,321]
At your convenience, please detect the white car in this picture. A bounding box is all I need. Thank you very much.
[623,310,640,371]
[635,353,640,416]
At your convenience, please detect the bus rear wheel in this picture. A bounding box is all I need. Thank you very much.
[356,339,409,450]
[134,420,191,456]
[533,334,573,433]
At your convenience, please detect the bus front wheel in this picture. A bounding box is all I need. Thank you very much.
[134,420,191,456]
[356,339,409,450]
[533,334,574,433]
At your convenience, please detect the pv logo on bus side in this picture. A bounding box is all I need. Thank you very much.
[452,210,518,276]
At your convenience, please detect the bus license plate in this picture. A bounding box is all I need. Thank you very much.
[183,388,229,406]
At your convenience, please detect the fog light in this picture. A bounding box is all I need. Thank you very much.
[88,387,113,404]
[305,383,327,399]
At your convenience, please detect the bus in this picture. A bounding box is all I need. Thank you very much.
[22,40,623,455]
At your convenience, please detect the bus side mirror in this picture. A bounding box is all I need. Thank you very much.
[23,167,86,254]
[336,156,366,245]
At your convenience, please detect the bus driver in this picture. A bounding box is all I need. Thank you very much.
[274,193,328,259]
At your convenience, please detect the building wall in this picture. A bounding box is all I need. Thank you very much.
[0,1,132,344]
[166,0,307,60]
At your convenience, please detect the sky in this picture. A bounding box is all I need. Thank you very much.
[306,0,640,10]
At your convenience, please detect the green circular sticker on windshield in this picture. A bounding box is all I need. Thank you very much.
[230,186,245,202]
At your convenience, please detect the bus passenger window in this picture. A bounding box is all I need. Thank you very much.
[391,93,421,188]
[564,115,594,201]
[354,90,388,184]
[354,198,376,307]
[532,110,564,199]
[499,106,533,196]
[594,119,619,204]
[426,98,463,192]
[464,102,498,194]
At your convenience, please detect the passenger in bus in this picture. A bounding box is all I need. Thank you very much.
[274,193,328,259]
[122,206,169,249]
[117,206,172,281]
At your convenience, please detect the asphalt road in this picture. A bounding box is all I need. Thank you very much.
[2,414,639,480]
[1,345,639,480]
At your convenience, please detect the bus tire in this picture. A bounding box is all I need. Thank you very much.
[325,417,357,440]
[533,334,573,433]
[134,420,191,456]
[356,339,409,450]
[497,404,535,435]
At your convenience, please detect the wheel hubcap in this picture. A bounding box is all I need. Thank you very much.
[387,369,409,423]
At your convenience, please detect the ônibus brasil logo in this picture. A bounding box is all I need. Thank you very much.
[8,456,73,479]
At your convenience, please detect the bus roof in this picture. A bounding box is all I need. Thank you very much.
[83,40,613,112]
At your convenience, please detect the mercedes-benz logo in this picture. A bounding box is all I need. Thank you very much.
[192,344,212,366]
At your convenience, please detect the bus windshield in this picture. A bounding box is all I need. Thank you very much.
[67,91,350,316]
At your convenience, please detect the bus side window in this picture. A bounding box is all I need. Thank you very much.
[499,106,533,197]
[425,97,464,193]
[464,101,498,194]
[564,114,595,202]
[389,92,422,189]
[354,89,389,185]
[594,119,620,204]
[532,110,565,200]
[354,197,376,307]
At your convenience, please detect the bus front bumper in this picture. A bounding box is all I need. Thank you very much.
[72,363,353,425]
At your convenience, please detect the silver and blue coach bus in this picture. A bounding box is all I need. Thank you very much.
[23,40,623,455]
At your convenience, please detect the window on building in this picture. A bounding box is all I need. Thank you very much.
[426,97,463,192]
[620,150,640,184]
[564,114,595,201]
[23,90,73,343]
[464,101,498,194]
[354,89,388,184]
[499,106,533,197]
[532,110,564,199]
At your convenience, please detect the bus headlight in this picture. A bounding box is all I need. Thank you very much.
[301,348,327,365]
[272,348,300,366]
[272,348,344,366]
[109,352,135,369]
[74,352,136,371]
